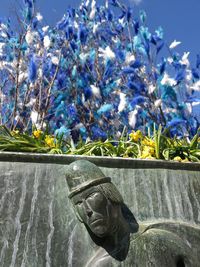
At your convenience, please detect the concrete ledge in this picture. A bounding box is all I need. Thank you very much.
[0,151,199,171]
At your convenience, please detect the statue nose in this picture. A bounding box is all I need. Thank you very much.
[83,200,93,217]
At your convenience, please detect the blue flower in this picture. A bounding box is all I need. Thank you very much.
[109,0,119,7]
[130,96,146,107]
[122,67,135,75]
[130,60,143,69]
[91,126,107,140]
[175,69,185,83]
[192,68,199,79]
[196,54,200,69]
[79,25,88,45]
[97,104,113,115]
[65,25,74,40]
[24,0,33,8]
[107,10,114,21]
[28,55,37,83]
[156,41,164,55]
[70,40,78,51]
[126,7,132,22]
[155,27,164,40]
[55,126,71,139]
[139,10,146,24]
[159,58,166,75]
[133,19,140,34]
[57,15,69,30]
[84,87,92,101]
[167,118,186,128]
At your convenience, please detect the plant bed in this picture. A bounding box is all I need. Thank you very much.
[0,125,199,163]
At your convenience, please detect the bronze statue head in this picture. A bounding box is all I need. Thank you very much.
[65,160,126,238]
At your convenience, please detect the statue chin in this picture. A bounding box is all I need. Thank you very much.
[89,221,109,237]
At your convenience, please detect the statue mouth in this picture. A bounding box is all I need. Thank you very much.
[90,218,104,225]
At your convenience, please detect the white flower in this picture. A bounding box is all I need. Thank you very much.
[118,93,126,112]
[0,32,7,38]
[148,84,156,94]
[25,98,36,107]
[169,40,181,49]
[192,102,200,107]
[93,23,100,34]
[89,0,96,19]
[85,0,90,7]
[118,17,125,27]
[74,21,79,29]
[51,56,59,65]
[161,73,176,86]
[25,30,34,45]
[43,35,51,49]
[42,26,49,32]
[31,111,39,124]
[112,36,120,43]
[154,99,162,108]
[0,43,5,56]
[116,79,121,86]
[125,53,135,64]
[167,57,173,64]
[0,23,7,30]
[179,52,190,67]
[98,46,115,62]
[128,109,138,128]
[186,103,192,114]
[190,80,200,92]
[79,52,89,63]
[185,69,192,82]
[18,72,28,83]
[90,85,101,98]
[38,68,43,78]
[36,13,43,21]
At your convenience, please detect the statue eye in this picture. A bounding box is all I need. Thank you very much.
[88,192,99,198]
[87,192,102,200]
[76,201,82,206]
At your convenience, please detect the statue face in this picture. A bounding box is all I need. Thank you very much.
[72,186,117,237]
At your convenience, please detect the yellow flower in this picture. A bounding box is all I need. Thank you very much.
[11,130,19,136]
[33,129,43,139]
[173,156,182,162]
[142,138,155,147]
[45,135,55,148]
[140,146,155,159]
[129,130,142,142]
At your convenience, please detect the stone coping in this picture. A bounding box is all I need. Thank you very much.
[0,152,199,171]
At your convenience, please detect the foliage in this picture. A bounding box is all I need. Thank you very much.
[0,125,63,153]
[0,125,199,162]
[0,0,199,142]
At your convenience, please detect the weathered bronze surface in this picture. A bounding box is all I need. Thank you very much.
[0,153,200,266]
[66,160,200,267]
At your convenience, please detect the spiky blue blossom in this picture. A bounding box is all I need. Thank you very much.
[97,104,113,115]
[28,55,37,82]
[55,126,71,139]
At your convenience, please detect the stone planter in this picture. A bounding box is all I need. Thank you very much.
[0,152,199,266]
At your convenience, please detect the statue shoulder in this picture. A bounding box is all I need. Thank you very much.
[128,222,200,267]
[85,248,116,267]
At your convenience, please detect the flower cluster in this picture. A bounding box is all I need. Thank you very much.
[0,0,199,142]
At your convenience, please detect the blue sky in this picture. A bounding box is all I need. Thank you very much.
[1,0,200,65]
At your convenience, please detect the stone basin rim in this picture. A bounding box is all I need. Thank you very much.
[0,151,199,171]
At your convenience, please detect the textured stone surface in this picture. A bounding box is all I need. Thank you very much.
[0,154,199,266]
